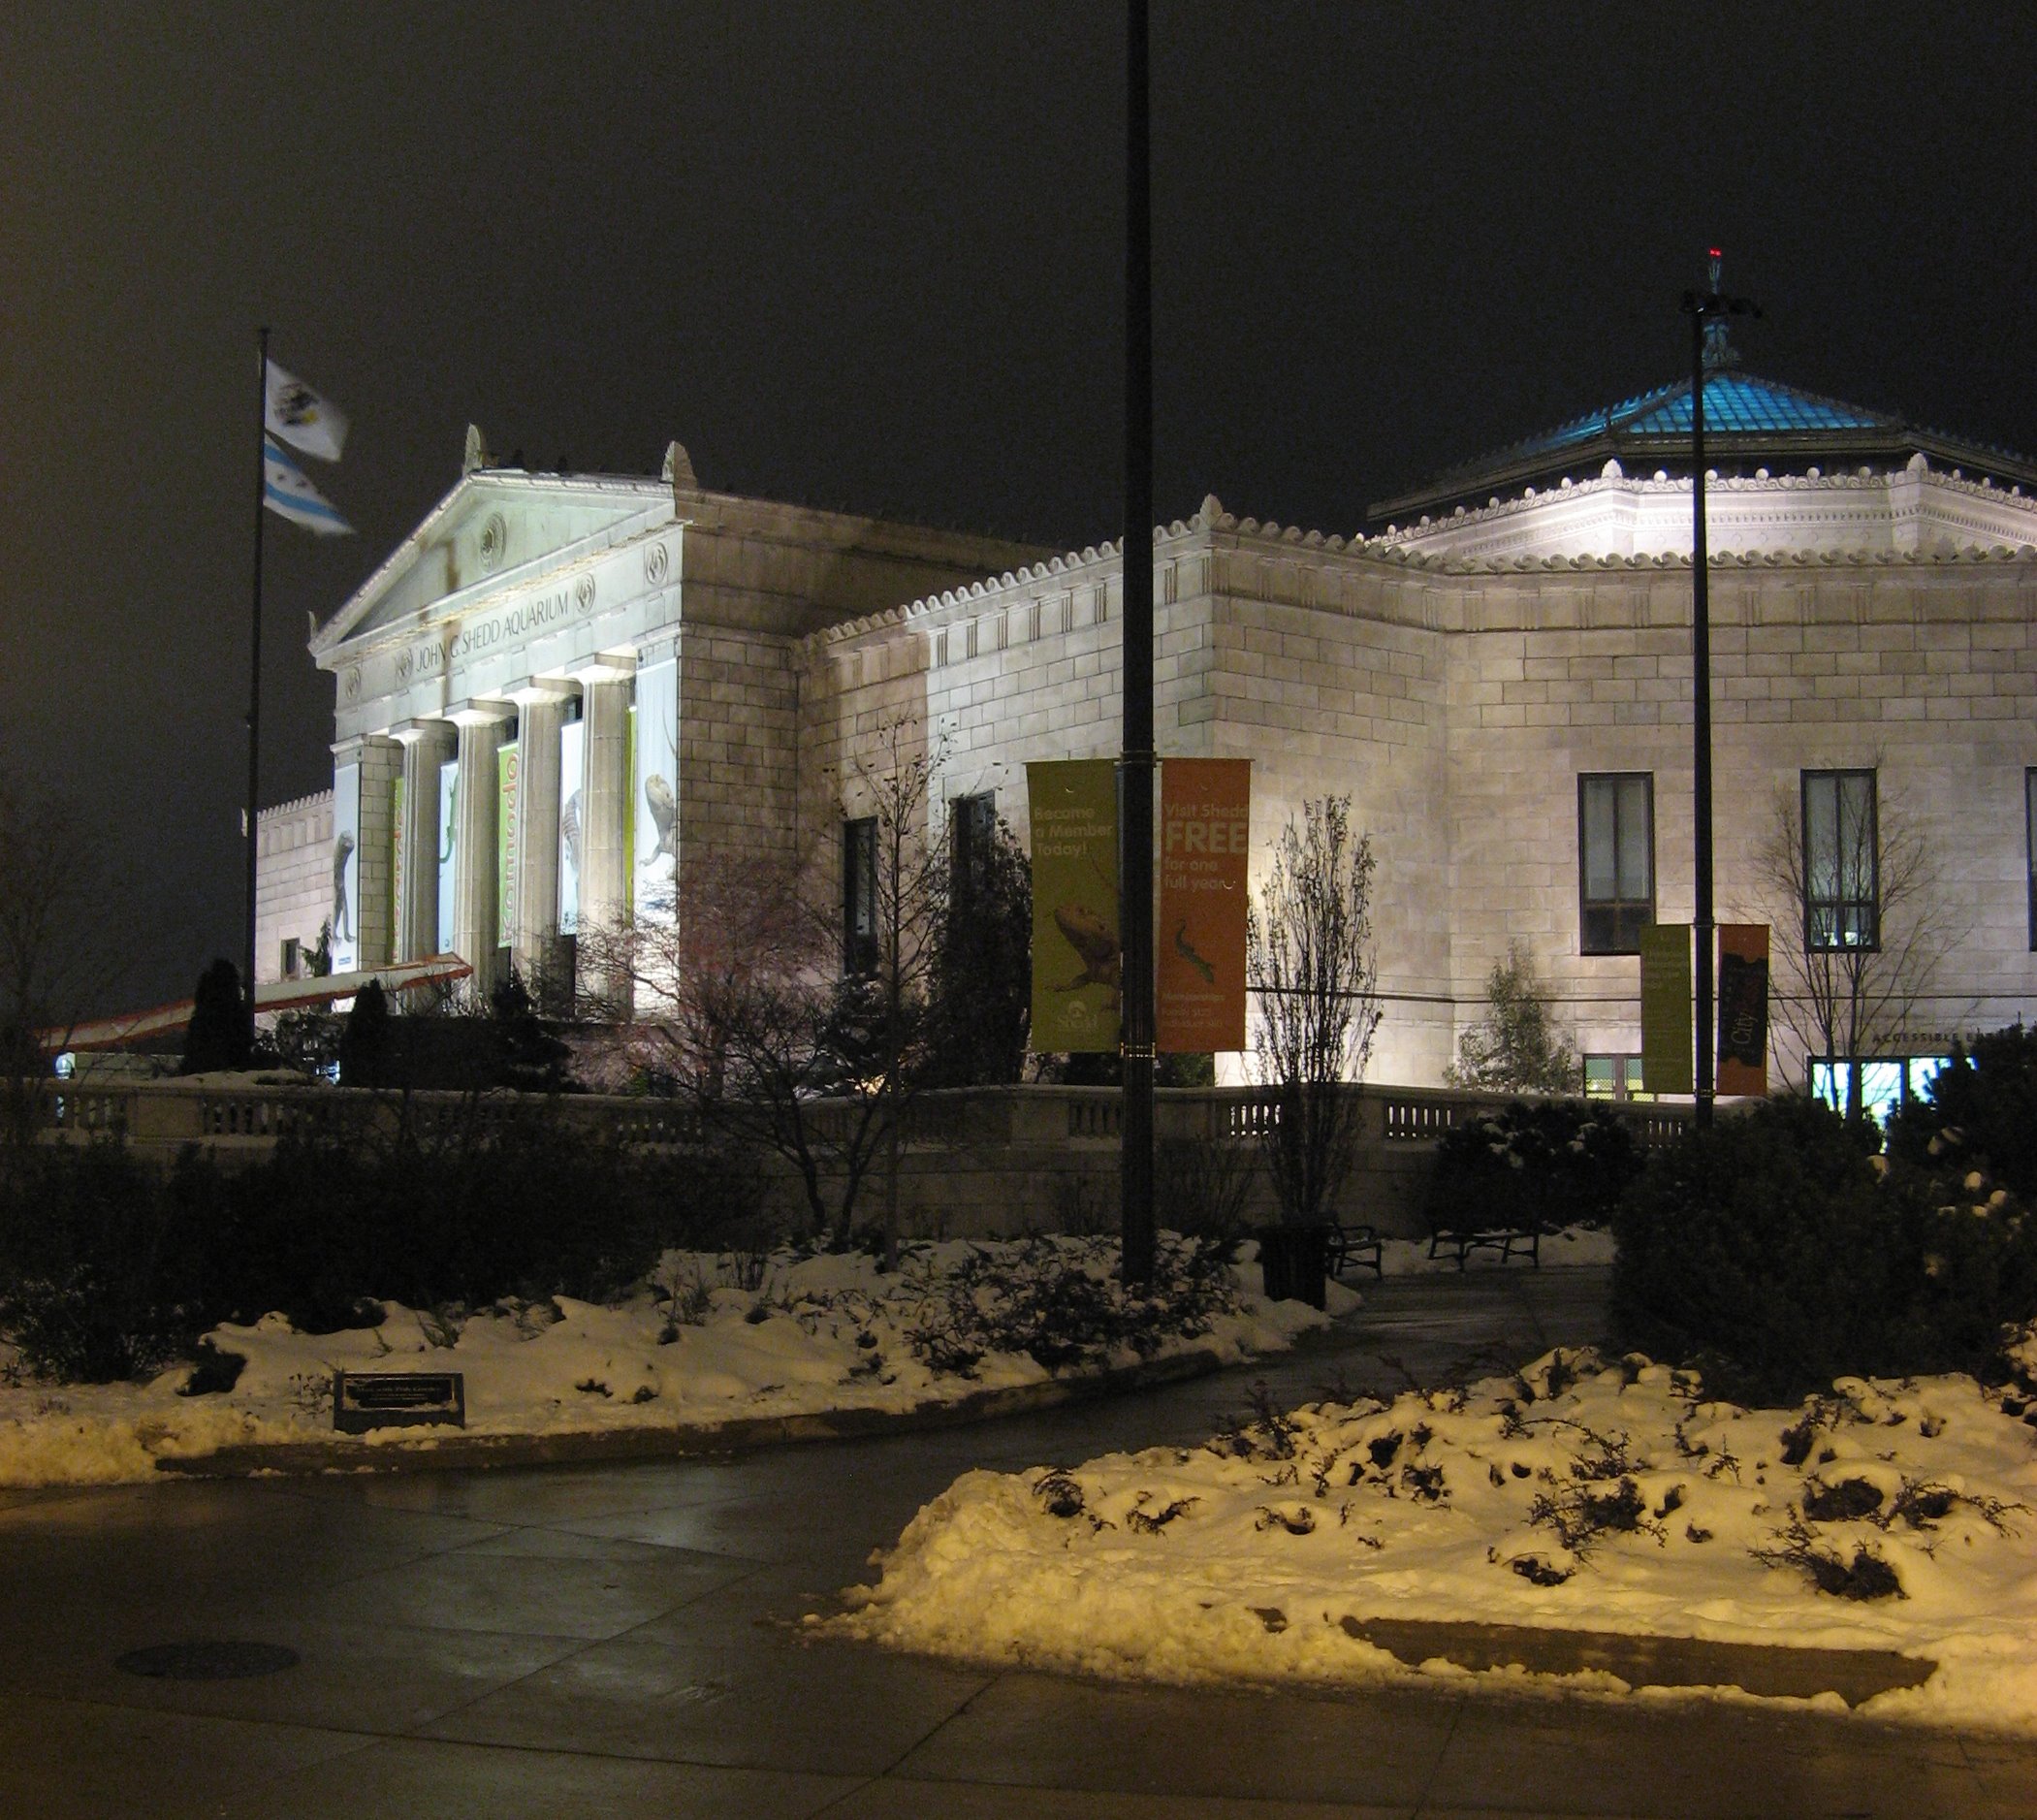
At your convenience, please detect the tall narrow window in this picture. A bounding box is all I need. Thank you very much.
[843,816,877,974]
[950,792,996,901]
[2026,769,2036,951]
[1803,769,1878,950]
[1578,773,1653,953]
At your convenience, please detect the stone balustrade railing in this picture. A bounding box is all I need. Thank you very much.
[30,1077,1685,1159]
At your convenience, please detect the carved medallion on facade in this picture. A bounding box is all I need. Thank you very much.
[396,648,414,684]
[644,540,670,587]
[478,512,507,572]
[575,573,597,614]
[342,667,361,703]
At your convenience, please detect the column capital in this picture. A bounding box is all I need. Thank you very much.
[445,698,518,729]
[510,678,580,706]
[389,718,456,748]
[331,730,402,764]
[566,650,638,687]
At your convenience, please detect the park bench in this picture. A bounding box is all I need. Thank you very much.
[1425,1223,1541,1270]
[1325,1221,1384,1279]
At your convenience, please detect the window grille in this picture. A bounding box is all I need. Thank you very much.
[1802,770,1878,951]
[1578,774,1653,953]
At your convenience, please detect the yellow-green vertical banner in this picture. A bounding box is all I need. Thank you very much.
[390,775,404,953]
[1158,757,1251,1052]
[1639,922,1694,1095]
[1028,759,1121,1053]
[497,744,520,942]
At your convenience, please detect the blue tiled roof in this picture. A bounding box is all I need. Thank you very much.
[1504,371,1899,464]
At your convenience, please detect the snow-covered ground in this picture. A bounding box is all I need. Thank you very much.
[835,1337,2037,1734]
[0,1235,1353,1486]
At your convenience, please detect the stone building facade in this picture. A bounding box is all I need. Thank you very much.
[264,359,2037,1102]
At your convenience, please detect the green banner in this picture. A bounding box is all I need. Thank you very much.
[1639,923,1694,1096]
[1028,759,1121,1053]
[390,775,404,954]
[497,744,520,943]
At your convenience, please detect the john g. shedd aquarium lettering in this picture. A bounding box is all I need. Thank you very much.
[447,587,579,661]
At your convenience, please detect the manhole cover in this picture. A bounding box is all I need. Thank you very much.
[115,1642,301,1680]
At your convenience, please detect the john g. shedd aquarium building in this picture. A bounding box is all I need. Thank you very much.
[258,334,2037,1117]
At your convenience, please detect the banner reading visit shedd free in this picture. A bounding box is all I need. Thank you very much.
[1639,922,1694,1096]
[1158,758,1251,1052]
[1028,760,1121,1053]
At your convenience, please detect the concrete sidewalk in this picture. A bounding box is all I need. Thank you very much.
[4,1264,2034,1818]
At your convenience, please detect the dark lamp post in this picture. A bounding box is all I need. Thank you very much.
[1678,251,1759,1129]
[1120,0,1156,1284]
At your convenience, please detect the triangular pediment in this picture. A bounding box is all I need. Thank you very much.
[312,470,673,661]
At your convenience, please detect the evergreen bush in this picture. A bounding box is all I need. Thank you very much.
[1886,1023,2037,1201]
[1612,1094,2037,1405]
[0,1144,199,1381]
[0,1120,769,1380]
[1425,1100,1639,1235]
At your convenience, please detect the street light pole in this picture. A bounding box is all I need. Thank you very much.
[1120,0,1157,1285]
[1679,252,1758,1130]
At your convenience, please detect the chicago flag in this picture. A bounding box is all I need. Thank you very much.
[263,359,349,463]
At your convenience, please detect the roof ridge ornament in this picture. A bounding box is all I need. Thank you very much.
[1699,248,1743,372]
[462,425,491,475]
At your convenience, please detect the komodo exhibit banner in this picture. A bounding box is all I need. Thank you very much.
[1027,759,1121,1053]
[1158,757,1250,1053]
[1715,922,1770,1097]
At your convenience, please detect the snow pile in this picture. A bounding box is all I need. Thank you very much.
[0,1235,1347,1486]
[837,1343,2037,1731]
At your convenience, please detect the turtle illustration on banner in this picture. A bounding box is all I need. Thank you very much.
[1053,902,1122,1007]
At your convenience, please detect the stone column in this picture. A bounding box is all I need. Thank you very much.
[450,704,514,993]
[510,684,573,988]
[570,655,637,1009]
[393,720,455,962]
[336,733,404,971]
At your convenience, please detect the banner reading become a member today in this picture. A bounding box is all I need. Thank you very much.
[1639,922,1694,1097]
[1028,760,1121,1053]
[1158,758,1250,1053]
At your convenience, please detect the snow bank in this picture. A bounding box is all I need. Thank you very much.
[0,1236,1347,1486]
[835,1343,2037,1733]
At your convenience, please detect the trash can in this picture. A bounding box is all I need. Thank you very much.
[1256,1224,1331,1309]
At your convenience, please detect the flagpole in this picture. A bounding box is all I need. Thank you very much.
[245,325,270,1057]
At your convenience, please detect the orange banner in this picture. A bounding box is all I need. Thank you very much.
[1158,758,1251,1052]
[1716,923,1770,1097]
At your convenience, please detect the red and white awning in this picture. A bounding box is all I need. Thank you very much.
[44,955,474,1053]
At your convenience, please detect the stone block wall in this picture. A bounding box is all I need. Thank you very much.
[678,623,801,873]
[1438,559,2037,1085]
[254,791,334,983]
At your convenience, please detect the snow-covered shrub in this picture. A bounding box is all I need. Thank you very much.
[904,1234,1237,1375]
[1613,1094,2037,1404]
[1424,1100,1639,1235]
[0,1144,199,1382]
[1887,1023,2037,1202]
[1,1115,773,1382]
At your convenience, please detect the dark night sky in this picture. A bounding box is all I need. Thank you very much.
[6,2,2035,1010]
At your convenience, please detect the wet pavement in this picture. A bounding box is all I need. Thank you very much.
[5,1264,2036,1818]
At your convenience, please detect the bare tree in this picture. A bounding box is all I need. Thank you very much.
[0,771,125,1144]
[589,720,952,1261]
[1750,771,1957,1120]
[839,719,948,1266]
[1246,796,1383,1224]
